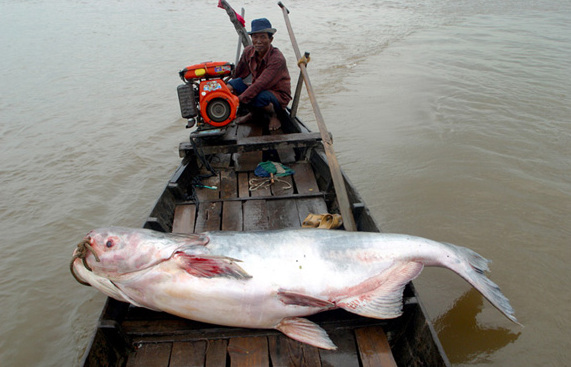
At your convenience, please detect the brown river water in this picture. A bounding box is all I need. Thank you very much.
[1,0,569,365]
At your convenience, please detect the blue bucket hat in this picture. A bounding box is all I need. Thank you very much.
[248,18,277,35]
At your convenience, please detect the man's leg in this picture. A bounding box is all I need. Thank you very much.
[263,103,281,131]
[228,79,281,129]
[234,111,254,124]
[227,78,254,124]
[253,91,282,131]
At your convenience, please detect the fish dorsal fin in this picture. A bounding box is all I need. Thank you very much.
[277,290,336,309]
[338,262,424,319]
[275,317,337,350]
[174,253,252,279]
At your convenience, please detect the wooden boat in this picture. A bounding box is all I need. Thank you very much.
[79,106,451,366]
[78,2,451,364]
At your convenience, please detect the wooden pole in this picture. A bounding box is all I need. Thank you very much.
[235,8,246,66]
[278,2,357,231]
[290,52,307,119]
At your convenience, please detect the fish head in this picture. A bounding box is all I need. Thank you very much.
[73,227,182,278]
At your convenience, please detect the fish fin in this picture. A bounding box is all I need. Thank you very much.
[109,281,163,312]
[338,262,424,319]
[443,244,521,325]
[175,253,252,279]
[275,317,337,350]
[277,290,336,310]
[168,232,210,247]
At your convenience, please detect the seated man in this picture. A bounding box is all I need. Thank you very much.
[228,18,291,131]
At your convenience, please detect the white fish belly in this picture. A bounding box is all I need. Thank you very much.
[113,259,329,328]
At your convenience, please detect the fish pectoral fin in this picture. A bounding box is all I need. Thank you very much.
[175,253,252,279]
[277,290,336,310]
[338,262,424,319]
[275,317,337,350]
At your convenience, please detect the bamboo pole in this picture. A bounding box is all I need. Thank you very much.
[278,2,357,231]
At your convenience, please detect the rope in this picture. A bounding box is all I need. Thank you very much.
[249,176,292,192]
[297,54,311,66]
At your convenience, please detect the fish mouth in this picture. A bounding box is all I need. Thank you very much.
[70,237,100,286]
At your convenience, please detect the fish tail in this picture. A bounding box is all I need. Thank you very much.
[442,243,521,325]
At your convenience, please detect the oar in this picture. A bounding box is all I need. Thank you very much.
[278,2,357,231]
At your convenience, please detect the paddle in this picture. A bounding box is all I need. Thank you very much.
[278,2,357,231]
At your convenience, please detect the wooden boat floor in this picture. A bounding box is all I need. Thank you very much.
[172,161,328,234]
[120,126,398,366]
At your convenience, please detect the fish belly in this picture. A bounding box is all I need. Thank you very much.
[113,261,329,328]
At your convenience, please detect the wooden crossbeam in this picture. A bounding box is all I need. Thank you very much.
[179,132,325,155]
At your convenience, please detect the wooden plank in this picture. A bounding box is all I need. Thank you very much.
[234,151,263,172]
[220,169,238,199]
[266,199,301,230]
[125,342,172,367]
[194,202,222,232]
[290,162,319,195]
[243,200,269,231]
[236,132,320,145]
[270,119,296,163]
[319,328,360,367]
[205,339,228,367]
[222,123,238,140]
[355,326,397,367]
[194,174,220,201]
[222,201,243,231]
[295,197,328,226]
[125,316,392,344]
[271,175,294,197]
[249,172,272,198]
[276,147,296,163]
[238,172,250,198]
[172,204,196,234]
[234,123,263,172]
[210,153,232,169]
[268,335,321,367]
[170,341,207,367]
[179,132,324,155]
[228,337,269,367]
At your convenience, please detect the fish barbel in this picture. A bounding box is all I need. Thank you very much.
[71,227,519,349]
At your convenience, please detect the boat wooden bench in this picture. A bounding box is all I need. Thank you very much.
[178,131,327,156]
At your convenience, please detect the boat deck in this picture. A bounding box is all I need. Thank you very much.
[126,123,397,366]
[82,120,448,367]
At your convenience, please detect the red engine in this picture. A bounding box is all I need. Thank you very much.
[177,61,239,128]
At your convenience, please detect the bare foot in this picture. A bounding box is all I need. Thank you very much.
[234,112,253,125]
[269,116,281,131]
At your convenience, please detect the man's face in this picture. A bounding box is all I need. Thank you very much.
[251,33,272,56]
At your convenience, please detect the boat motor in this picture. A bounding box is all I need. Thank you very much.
[177,61,239,131]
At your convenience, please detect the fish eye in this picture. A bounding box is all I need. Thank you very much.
[106,239,114,248]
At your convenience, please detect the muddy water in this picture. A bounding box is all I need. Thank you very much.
[1,0,569,365]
